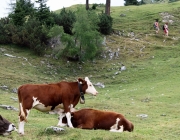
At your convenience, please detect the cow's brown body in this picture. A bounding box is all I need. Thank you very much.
[18,81,81,114]
[17,77,98,135]
[62,108,134,132]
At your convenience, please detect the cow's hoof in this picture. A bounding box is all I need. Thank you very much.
[18,132,24,135]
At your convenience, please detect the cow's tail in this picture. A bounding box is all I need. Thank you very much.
[18,86,27,122]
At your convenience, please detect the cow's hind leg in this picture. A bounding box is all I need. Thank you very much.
[18,103,30,135]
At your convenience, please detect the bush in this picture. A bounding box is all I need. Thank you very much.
[11,26,23,45]
[98,13,113,35]
[61,33,77,57]
[55,8,76,35]
[23,18,49,55]
[92,3,98,10]
[0,18,11,44]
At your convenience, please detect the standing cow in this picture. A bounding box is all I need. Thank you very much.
[62,108,134,132]
[18,77,98,135]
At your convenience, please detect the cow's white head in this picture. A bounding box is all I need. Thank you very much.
[84,77,98,96]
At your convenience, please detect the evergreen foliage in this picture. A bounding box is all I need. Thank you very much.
[98,13,113,35]
[124,0,139,5]
[22,17,49,55]
[0,1,109,60]
[92,3,98,10]
[9,0,34,26]
[0,17,49,55]
[54,8,76,35]
[35,0,54,26]
[0,18,11,44]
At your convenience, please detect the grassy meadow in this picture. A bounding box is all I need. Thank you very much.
[1,1,180,140]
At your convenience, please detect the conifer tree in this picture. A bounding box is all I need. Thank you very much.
[35,0,54,26]
[9,0,34,26]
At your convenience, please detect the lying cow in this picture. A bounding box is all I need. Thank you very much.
[62,108,134,132]
[0,115,16,136]
[18,77,98,135]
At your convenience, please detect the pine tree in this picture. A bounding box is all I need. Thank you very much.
[35,0,54,26]
[9,0,34,26]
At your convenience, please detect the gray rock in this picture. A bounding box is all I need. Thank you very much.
[45,126,65,133]
[136,114,148,118]
[0,105,19,111]
[94,82,105,88]
[0,85,8,90]
[120,14,126,17]
[12,88,17,93]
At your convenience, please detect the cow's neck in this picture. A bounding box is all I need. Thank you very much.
[78,82,85,103]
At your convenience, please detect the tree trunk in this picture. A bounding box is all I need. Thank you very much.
[86,0,89,10]
[105,0,110,15]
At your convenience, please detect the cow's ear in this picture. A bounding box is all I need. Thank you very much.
[78,78,84,84]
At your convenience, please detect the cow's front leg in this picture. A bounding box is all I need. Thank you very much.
[66,112,74,128]
[63,103,74,128]
[18,103,31,135]
[57,112,67,127]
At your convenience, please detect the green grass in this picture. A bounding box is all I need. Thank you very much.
[1,1,180,140]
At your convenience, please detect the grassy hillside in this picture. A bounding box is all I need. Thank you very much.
[1,2,180,140]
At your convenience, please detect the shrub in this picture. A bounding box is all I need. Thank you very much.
[55,8,76,35]
[92,3,98,10]
[0,18,11,44]
[98,13,113,35]
[22,18,50,55]
[11,26,23,45]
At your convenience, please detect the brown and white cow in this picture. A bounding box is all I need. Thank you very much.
[17,77,98,135]
[62,108,134,132]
